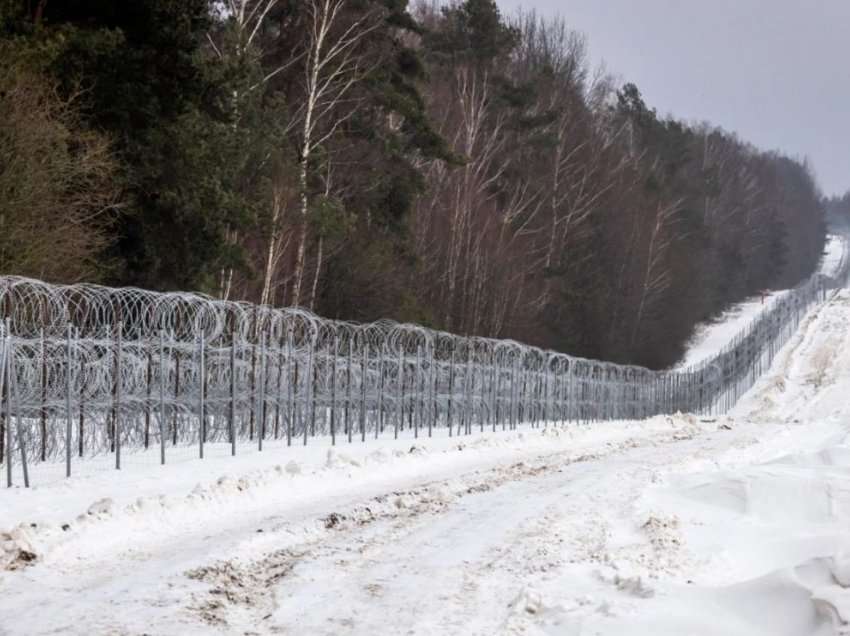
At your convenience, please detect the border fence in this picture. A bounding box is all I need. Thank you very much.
[1,242,848,487]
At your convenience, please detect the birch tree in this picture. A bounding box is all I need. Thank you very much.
[287,0,381,307]
[207,1,292,302]
[630,197,683,349]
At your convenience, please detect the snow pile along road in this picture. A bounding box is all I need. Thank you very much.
[2,293,850,634]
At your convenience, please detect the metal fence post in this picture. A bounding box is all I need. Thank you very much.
[346,338,353,444]
[396,347,403,439]
[447,345,455,436]
[65,323,73,478]
[377,344,384,439]
[428,343,435,438]
[286,327,294,447]
[414,344,422,439]
[4,324,12,488]
[304,336,315,446]
[360,343,368,442]
[258,333,266,452]
[10,358,29,487]
[159,329,167,465]
[115,323,122,470]
[230,331,237,457]
[199,331,206,459]
[330,333,338,445]
[465,347,473,435]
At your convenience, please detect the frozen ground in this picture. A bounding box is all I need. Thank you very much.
[2,297,850,633]
[678,233,846,369]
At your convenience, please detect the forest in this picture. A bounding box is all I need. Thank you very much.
[0,0,834,369]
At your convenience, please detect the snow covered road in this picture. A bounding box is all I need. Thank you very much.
[3,291,850,635]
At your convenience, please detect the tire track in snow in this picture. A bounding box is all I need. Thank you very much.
[180,420,711,634]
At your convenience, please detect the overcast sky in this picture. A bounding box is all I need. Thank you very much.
[496,0,850,196]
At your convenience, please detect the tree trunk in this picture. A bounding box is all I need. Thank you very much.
[309,235,324,311]
[292,156,310,307]
[260,191,285,307]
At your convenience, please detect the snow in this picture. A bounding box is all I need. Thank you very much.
[821,234,847,279]
[677,291,788,368]
[677,234,846,369]
[2,258,850,634]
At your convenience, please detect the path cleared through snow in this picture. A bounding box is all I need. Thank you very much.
[2,292,850,635]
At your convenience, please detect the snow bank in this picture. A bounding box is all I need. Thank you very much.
[0,416,690,574]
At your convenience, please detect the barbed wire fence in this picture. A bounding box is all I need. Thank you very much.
[2,240,848,487]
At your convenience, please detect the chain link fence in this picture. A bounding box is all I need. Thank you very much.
[1,242,848,487]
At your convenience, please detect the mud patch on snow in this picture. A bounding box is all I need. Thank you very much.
[180,452,609,629]
[0,527,39,571]
[186,549,303,627]
[318,458,563,535]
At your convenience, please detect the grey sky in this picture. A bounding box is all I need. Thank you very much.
[497,0,850,196]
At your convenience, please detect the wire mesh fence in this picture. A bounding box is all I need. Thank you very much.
[1,244,848,487]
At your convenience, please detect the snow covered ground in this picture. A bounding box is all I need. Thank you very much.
[2,285,850,634]
[822,234,848,278]
[678,233,846,369]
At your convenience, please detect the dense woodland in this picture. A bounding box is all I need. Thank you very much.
[0,0,836,368]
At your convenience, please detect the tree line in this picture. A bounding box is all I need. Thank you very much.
[0,0,833,368]
[826,193,850,234]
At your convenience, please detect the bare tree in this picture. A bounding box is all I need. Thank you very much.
[0,68,120,281]
[630,196,683,349]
